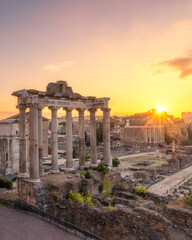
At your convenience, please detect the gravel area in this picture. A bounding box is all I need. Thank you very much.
[0,206,80,240]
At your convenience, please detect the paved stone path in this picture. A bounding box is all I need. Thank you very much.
[0,206,80,240]
[118,151,159,160]
[148,164,192,196]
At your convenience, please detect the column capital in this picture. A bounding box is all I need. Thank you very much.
[49,106,60,111]
[38,105,44,111]
[76,108,86,112]
[88,108,97,113]
[17,104,27,110]
[101,108,111,112]
[64,107,74,112]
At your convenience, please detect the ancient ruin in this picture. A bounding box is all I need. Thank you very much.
[12,81,111,181]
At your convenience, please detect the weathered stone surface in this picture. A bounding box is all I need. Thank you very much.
[53,199,172,240]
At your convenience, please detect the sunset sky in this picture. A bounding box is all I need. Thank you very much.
[1,0,192,119]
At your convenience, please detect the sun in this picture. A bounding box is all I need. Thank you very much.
[156,105,167,113]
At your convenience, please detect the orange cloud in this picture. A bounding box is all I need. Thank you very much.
[42,61,74,73]
[159,51,192,79]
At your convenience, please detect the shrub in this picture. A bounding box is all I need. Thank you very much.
[135,185,148,197]
[84,167,89,171]
[84,193,95,206]
[85,171,92,179]
[0,176,13,189]
[52,195,58,201]
[80,171,92,179]
[68,190,95,206]
[112,158,120,167]
[108,205,117,211]
[90,163,108,174]
[96,163,108,175]
[85,152,91,160]
[99,184,104,193]
[184,193,192,206]
[103,174,113,198]
[68,190,84,203]
[91,166,97,170]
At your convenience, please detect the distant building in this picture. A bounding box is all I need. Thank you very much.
[181,112,192,124]
[120,109,165,145]
[0,113,48,175]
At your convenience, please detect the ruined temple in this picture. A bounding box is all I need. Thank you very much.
[12,81,111,181]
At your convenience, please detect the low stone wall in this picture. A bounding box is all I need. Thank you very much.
[51,199,172,240]
[17,178,47,210]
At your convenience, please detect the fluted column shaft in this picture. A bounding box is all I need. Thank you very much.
[51,107,59,172]
[78,109,85,167]
[90,109,97,164]
[103,108,111,166]
[19,105,27,177]
[65,108,73,168]
[29,104,40,181]
[38,107,44,174]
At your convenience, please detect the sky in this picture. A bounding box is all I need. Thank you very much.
[1,0,192,119]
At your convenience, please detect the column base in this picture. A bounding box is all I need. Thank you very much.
[18,172,29,178]
[64,168,75,173]
[79,165,86,170]
[50,169,60,174]
[90,163,98,167]
[5,168,13,175]
[28,178,41,183]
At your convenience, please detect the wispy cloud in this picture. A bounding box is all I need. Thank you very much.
[158,51,192,79]
[42,61,74,73]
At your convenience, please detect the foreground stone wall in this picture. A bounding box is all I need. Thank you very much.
[164,205,192,229]
[51,199,171,240]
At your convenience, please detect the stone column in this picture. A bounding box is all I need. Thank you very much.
[38,107,44,175]
[148,127,152,143]
[29,104,40,182]
[102,108,111,166]
[153,126,155,143]
[18,105,28,177]
[156,127,158,143]
[89,109,97,165]
[65,108,73,169]
[5,138,12,175]
[50,107,59,173]
[145,127,148,143]
[78,108,85,168]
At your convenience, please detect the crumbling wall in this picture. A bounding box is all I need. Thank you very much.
[50,199,172,240]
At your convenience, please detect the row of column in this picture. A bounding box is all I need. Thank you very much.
[144,126,165,143]
[19,105,111,182]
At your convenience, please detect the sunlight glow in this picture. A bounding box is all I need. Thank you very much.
[156,106,167,113]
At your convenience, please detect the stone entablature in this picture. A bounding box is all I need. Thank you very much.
[12,81,111,182]
[13,81,109,110]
